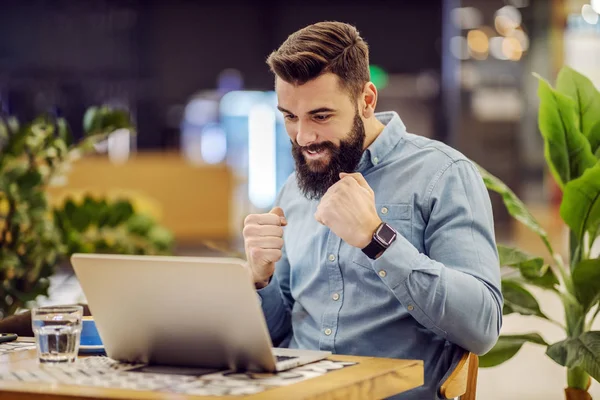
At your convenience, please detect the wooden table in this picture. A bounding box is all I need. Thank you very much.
[0,343,423,400]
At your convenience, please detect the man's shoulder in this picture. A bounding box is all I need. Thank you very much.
[390,133,480,192]
[402,133,472,166]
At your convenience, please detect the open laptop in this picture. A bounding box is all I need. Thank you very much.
[70,253,330,372]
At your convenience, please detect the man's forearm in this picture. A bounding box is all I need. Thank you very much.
[256,275,293,345]
[364,235,502,354]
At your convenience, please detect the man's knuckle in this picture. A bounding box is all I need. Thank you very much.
[244,214,257,226]
[242,224,255,238]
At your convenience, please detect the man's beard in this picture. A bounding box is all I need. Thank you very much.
[292,112,366,200]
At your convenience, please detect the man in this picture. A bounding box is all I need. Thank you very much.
[243,21,502,399]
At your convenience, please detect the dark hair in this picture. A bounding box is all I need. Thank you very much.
[266,21,370,98]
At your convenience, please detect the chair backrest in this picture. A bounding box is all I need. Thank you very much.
[439,352,479,400]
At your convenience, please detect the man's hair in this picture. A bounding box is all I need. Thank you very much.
[266,21,370,98]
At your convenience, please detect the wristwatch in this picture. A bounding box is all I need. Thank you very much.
[361,222,398,260]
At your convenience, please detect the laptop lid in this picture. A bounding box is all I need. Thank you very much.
[70,253,278,372]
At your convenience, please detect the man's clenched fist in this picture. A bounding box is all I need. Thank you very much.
[243,207,287,288]
[314,172,381,249]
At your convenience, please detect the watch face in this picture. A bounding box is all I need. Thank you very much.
[376,223,397,245]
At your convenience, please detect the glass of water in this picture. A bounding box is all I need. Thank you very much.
[31,305,83,364]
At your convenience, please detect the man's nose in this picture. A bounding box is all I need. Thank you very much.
[295,121,317,147]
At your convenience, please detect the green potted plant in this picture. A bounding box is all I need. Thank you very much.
[54,194,173,256]
[0,106,172,318]
[478,66,600,400]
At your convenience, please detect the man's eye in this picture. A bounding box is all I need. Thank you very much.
[314,115,331,121]
[284,114,297,121]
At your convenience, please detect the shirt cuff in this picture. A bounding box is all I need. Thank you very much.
[372,234,421,289]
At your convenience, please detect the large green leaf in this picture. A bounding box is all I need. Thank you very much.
[502,280,549,320]
[546,331,600,382]
[536,74,596,188]
[572,259,600,312]
[556,66,600,137]
[478,165,553,255]
[498,245,558,290]
[560,163,600,242]
[480,333,549,368]
[588,121,600,156]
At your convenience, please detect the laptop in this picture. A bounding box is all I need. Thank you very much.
[70,253,330,372]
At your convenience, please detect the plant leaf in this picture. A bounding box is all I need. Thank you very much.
[480,333,549,368]
[498,245,558,290]
[106,199,134,227]
[16,170,42,195]
[546,331,600,383]
[588,121,600,156]
[478,165,553,255]
[56,118,73,146]
[560,163,600,243]
[560,291,586,337]
[83,107,99,134]
[572,259,600,312]
[498,245,544,267]
[82,106,133,137]
[535,74,596,188]
[502,280,549,320]
[556,66,600,138]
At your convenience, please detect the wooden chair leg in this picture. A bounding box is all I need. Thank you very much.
[460,353,478,400]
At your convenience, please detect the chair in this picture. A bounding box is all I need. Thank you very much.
[439,352,479,400]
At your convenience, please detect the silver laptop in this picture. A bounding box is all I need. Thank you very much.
[70,253,330,372]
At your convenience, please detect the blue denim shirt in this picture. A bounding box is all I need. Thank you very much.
[258,111,502,399]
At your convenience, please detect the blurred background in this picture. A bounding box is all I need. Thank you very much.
[1,0,600,398]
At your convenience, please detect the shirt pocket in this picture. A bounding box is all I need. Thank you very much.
[352,203,413,270]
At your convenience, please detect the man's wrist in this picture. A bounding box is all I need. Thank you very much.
[255,279,270,290]
[357,218,383,248]
[361,221,398,260]
[254,273,273,290]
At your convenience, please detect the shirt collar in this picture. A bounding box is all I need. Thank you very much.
[357,111,406,172]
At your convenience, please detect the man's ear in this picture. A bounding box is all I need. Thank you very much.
[361,82,378,119]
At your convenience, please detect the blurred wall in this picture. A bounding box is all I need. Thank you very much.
[0,0,444,148]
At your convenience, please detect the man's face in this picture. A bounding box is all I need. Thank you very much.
[276,73,366,200]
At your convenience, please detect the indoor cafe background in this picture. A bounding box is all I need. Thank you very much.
[1,0,599,398]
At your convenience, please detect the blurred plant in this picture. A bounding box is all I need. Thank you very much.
[0,106,171,318]
[478,67,600,400]
[54,195,173,256]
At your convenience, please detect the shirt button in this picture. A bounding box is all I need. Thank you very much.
[332,293,340,301]
[381,207,388,215]
[407,305,414,311]
[373,157,379,165]
[378,270,387,278]
[328,254,336,262]
[324,328,332,336]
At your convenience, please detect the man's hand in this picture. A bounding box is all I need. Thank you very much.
[243,207,287,288]
[314,172,381,248]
